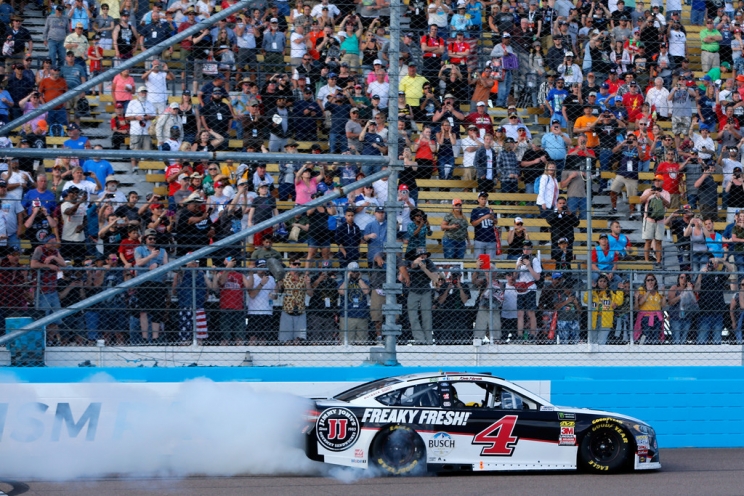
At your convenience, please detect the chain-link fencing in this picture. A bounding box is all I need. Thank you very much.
[3,264,744,368]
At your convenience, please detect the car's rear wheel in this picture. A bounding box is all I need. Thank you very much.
[579,424,631,474]
[370,424,426,476]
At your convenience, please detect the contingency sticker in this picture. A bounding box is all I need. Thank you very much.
[559,421,576,446]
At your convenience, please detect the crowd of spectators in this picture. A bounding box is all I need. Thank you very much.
[3,0,744,348]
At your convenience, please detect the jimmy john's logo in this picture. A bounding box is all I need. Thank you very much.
[316,407,360,452]
[361,409,472,426]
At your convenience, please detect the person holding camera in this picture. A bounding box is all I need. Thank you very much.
[608,134,642,218]
[724,164,744,223]
[695,253,735,344]
[514,240,542,342]
[639,175,671,265]
[406,208,431,256]
[337,262,371,344]
[546,196,581,252]
[694,162,721,221]
[433,269,473,341]
[400,248,440,344]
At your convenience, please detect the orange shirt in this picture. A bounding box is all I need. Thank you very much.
[38,76,68,110]
[574,115,599,148]
[632,130,655,161]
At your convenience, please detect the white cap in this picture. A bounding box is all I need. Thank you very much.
[373,59,383,65]
[269,17,278,22]
[170,102,179,109]
[565,51,574,57]
[347,261,360,270]
[137,86,148,93]
[514,217,524,224]
[476,101,486,106]
[501,32,511,38]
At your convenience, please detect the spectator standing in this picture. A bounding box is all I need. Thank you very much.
[244,259,276,344]
[125,86,156,172]
[639,175,671,265]
[336,207,362,267]
[172,256,211,344]
[338,262,370,344]
[695,162,720,221]
[700,19,722,73]
[668,273,698,345]
[609,135,642,219]
[695,254,734,344]
[277,257,313,344]
[584,273,623,345]
[440,199,470,259]
[546,196,580,252]
[434,269,472,342]
[541,120,571,174]
[400,248,439,345]
[514,241,542,341]
[470,192,497,257]
[133,229,169,344]
[44,6,70,69]
[536,162,560,218]
[307,260,339,343]
[38,66,69,130]
[634,273,666,344]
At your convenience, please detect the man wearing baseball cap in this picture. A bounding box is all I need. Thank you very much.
[125,85,157,172]
[639,175,671,265]
[470,191,498,257]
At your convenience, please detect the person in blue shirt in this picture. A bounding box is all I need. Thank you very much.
[338,262,370,344]
[465,0,483,31]
[595,83,612,110]
[22,173,57,215]
[363,207,387,264]
[0,87,13,122]
[82,146,115,191]
[63,122,89,149]
[545,77,569,127]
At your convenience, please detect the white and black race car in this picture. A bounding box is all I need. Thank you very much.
[304,372,660,475]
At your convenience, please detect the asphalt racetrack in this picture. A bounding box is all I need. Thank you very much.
[2,448,742,496]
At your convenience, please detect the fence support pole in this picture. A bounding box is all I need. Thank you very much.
[378,0,403,366]
[586,157,594,351]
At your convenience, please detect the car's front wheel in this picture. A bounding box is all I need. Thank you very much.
[370,424,426,476]
[578,423,631,474]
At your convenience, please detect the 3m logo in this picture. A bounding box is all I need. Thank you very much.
[472,415,519,456]
[326,419,348,440]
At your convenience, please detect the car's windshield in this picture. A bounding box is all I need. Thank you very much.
[334,378,403,402]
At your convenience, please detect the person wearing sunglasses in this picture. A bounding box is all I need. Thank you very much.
[608,134,642,219]
[694,254,735,345]
[133,228,169,344]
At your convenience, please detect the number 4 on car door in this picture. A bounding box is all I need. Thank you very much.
[472,415,519,456]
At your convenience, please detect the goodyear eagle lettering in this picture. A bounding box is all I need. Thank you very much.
[361,409,472,426]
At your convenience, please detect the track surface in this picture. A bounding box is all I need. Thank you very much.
[2,448,743,496]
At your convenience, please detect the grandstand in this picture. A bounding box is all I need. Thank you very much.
[1,0,743,367]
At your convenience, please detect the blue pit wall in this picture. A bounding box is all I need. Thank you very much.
[3,366,743,449]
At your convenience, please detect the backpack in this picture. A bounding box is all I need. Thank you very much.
[76,97,91,116]
[534,175,542,195]
[646,194,666,221]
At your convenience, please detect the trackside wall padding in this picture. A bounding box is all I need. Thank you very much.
[2,366,743,448]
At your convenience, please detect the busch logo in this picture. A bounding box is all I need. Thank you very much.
[316,407,360,452]
[428,432,455,457]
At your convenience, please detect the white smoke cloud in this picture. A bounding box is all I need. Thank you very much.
[0,374,326,480]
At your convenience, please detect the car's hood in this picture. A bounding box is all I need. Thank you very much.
[552,406,649,426]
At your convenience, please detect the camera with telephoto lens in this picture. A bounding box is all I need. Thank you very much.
[651,186,661,192]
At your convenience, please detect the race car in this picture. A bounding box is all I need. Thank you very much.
[304,372,660,475]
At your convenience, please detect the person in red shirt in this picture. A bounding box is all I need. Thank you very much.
[464,101,494,136]
[88,36,104,96]
[632,119,655,171]
[622,82,644,121]
[655,149,682,208]
[448,31,471,65]
[604,72,621,95]
[118,226,141,268]
[420,25,445,80]
[215,257,248,345]
[715,102,741,132]
[110,103,130,149]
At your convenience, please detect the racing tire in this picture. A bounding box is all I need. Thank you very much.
[578,424,631,474]
[369,424,426,476]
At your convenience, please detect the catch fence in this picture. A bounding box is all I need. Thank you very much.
[2,266,743,368]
